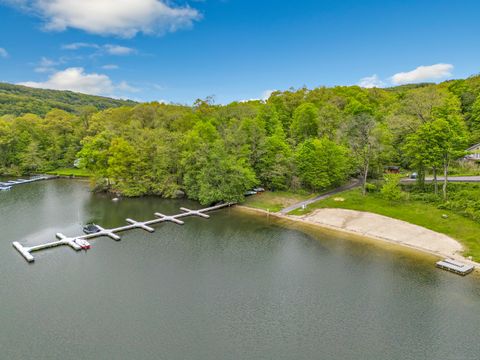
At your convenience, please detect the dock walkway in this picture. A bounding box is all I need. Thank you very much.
[13,203,234,263]
[0,175,58,188]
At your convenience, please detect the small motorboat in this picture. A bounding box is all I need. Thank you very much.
[0,185,12,191]
[83,223,101,235]
[74,238,91,250]
[253,187,265,192]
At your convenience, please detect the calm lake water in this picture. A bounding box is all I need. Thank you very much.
[0,179,479,360]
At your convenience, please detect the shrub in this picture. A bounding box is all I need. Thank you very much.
[380,173,403,201]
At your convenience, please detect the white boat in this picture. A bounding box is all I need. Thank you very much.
[0,186,12,191]
[74,239,91,250]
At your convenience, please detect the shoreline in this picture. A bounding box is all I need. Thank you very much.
[2,173,477,271]
[237,205,480,271]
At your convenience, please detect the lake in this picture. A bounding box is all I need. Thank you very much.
[1,179,479,360]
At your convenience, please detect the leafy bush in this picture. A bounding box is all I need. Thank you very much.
[380,173,403,201]
[407,183,480,221]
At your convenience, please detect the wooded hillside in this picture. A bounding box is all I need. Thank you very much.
[0,83,137,116]
[1,75,480,205]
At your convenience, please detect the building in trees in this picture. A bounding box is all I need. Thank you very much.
[464,143,480,162]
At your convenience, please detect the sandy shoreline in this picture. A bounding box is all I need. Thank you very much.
[237,205,480,270]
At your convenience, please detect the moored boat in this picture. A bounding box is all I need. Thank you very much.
[74,238,91,250]
[83,223,101,234]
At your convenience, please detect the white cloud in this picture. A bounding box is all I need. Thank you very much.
[103,44,135,56]
[63,43,136,56]
[19,67,113,95]
[358,74,385,88]
[117,81,139,93]
[17,67,138,97]
[102,64,119,70]
[152,84,165,91]
[8,0,201,38]
[238,90,277,103]
[62,42,99,50]
[261,89,275,101]
[34,57,59,73]
[0,47,8,58]
[390,63,453,85]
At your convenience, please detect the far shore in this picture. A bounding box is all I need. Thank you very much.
[237,205,480,271]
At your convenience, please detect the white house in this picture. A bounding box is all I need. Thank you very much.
[464,143,480,162]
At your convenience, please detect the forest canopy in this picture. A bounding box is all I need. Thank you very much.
[1,75,480,205]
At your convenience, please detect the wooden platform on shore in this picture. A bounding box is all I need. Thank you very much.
[436,259,475,276]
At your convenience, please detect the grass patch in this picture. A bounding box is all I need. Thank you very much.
[46,168,92,177]
[243,191,316,213]
[290,189,480,261]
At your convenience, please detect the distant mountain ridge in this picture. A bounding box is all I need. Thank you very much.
[0,82,138,117]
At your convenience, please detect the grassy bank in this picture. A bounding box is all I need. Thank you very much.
[243,191,316,213]
[45,168,92,177]
[290,189,480,261]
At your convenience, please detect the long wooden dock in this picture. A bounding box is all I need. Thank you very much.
[0,175,58,188]
[12,203,234,263]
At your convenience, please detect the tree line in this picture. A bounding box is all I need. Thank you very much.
[1,75,480,205]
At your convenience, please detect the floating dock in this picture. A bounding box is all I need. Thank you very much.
[435,258,475,276]
[12,203,234,263]
[0,175,57,188]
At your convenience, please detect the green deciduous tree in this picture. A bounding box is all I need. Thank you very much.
[344,113,393,195]
[380,173,403,201]
[295,137,351,191]
[257,125,293,191]
[290,103,319,143]
[181,122,257,204]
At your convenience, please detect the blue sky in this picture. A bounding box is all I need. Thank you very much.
[0,0,479,104]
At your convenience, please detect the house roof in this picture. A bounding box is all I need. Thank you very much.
[467,143,480,151]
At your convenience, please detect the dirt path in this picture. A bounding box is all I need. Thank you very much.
[279,180,360,214]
